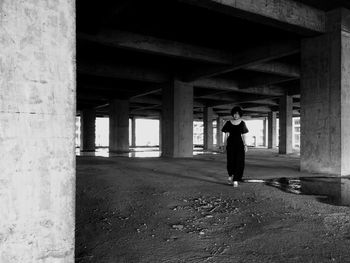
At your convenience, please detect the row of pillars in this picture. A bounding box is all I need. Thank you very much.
[80,94,293,154]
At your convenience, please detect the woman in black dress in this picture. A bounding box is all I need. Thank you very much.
[221,106,249,187]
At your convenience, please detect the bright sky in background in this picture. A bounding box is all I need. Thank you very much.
[76,117,300,149]
[135,119,159,146]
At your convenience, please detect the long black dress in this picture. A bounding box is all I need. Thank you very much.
[221,120,249,181]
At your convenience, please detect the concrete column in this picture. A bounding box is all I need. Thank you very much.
[80,109,96,152]
[0,1,75,261]
[158,116,162,148]
[161,78,193,157]
[301,8,350,175]
[216,116,223,149]
[203,107,214,150]
[262,117,267,147]
[279,95,293,154]
[131,117,136,147]
[109,99,130,153]
[268,111,277,148]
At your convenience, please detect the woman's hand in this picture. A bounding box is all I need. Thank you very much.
[244,145,248,152]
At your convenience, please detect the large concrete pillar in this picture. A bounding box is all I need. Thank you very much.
[203,107,214,150]
[161,79,193,157]
[80,109,96,152]
[301,8,350,175]
[131,117,136,147]
[268,111,277,149]
[216,116,224,149]
[0,1,75,261]
[109,99,130,153]
[279,95,293,154]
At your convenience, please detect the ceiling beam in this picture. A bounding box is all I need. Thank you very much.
[78,29,233,64]
[78,63,169,83]
[178,0,325,34]
[204,93,274,107]
[183,40,300,81]
[193,78,286,96]
[239,75,297,89]
[245,62,300,78]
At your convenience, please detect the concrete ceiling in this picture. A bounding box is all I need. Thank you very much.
[75,0,339,119]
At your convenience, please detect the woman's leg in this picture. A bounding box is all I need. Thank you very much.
[226,146,234,177]
[234,148,245,181]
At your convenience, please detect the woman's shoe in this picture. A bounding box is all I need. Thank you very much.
[233,181,238,187]
[227,176,233,185]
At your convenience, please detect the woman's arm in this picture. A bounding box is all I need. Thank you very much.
[223,132,228,152]
[241,134,248,152]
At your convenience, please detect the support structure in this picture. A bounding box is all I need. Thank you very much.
[0,1,75,261]
[109,99,130,153]
[279,95,293,154]
[268,111,277,148]
[203,107,214,150]
[80,109,96,151]
[262,117,267,147]
[161,79,193,157]
[131,117,136,147]
[301,8,350,175]
[159,116,162,148]
[216,116,224,149]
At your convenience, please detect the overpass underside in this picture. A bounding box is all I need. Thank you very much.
[2,0,350,261]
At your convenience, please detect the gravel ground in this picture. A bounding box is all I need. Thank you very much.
[76,149,350,263]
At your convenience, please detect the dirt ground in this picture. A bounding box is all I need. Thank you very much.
[75,149,350,263]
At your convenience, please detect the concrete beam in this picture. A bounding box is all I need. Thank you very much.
[78,62,169,83]
[239,75,297,89]
[193,78,286,96]
[184,40,300,81]
[245,62,300,78]
[78,29,233,64]
[179,0,325,34]
[79,62,292,97]
[130,88,162,99]
[206,93,274,107]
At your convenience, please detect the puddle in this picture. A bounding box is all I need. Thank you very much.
[244,177,350,207]
[77,147,219,158]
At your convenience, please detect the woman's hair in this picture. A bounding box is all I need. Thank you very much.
[231,106,243,117]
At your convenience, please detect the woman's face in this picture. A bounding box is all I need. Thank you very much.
[233,112,240,120]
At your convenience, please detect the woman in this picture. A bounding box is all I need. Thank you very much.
[222,106,249,187]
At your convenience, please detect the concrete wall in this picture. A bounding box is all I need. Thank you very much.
[0,1,75,262]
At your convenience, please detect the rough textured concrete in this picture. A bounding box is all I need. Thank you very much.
[80,109,96,152]
[131,117,136,147]
[109,99,130,153]
[76,149,350,262]
[203,107,213,150]
[216,117,223,148]
[262,118,267,147]
[279,95,293,154]
[268,111,277,148]
[301,8,350,175]
[0,0,75,262]
[161,79,193,157]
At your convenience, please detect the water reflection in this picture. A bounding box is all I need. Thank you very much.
[244,177,350,207]
[76,147,219,158]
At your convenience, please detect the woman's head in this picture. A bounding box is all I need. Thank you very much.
[231,106,243,119]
